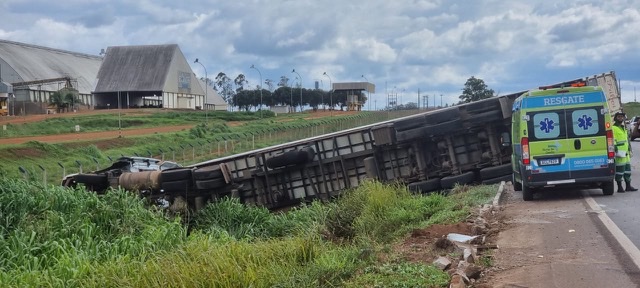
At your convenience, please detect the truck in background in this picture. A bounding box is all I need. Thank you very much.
[61,71,623,211]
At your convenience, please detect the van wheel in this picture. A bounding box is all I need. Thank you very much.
[522,185,534,201]
[602,181,615,196]
[512,173,522,191]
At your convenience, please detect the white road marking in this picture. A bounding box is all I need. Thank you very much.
[584,196,640,270]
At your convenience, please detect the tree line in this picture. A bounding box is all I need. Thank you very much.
[206,72,368,111]
[207,71,495,111]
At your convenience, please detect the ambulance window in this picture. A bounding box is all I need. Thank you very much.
[532,112,562,139]
[570,108,600,136]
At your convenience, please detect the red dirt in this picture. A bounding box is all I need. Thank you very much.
[0,109,360,146]
[392,223,476,263]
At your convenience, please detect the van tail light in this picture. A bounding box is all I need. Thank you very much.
[606,130,615,158]
[522,137,530,165]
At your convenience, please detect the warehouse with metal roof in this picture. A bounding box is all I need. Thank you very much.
[94,44,226,111]
[0,40,227,115]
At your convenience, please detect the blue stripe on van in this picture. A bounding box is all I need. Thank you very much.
[532,155,609,173]
[523,91,604,109]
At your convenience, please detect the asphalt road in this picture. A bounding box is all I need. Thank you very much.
[487,142,640,287]
[594,140,640,249]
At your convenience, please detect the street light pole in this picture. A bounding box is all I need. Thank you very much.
[250,64,263,118]
[292,69,302,112]
[194,58,208,123]
[361,75,370,111]
[323,72,332,116]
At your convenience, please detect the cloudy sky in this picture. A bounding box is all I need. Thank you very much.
[1,0,640,109]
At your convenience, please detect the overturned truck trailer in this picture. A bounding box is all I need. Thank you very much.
[64,71,621,211]
[133,94,518,211]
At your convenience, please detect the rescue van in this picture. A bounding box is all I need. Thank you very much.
[511,86,616,200]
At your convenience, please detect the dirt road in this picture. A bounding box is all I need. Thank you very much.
[0,125,195,145]
[0,110,359,145]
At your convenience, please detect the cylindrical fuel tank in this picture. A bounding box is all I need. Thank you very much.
[119,171,162,191]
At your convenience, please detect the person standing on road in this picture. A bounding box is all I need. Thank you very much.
[613,112,638,192]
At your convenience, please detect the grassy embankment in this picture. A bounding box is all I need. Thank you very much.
[0,110,408,184]
[0,177,498,287]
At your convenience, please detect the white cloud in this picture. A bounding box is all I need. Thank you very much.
[1,0,640,105]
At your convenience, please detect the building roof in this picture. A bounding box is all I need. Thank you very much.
[0,39,102,94]
[198,78,228,108]
[94,44,176,92]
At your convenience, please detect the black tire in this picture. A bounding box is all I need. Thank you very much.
[73,174,109,192]
[512,173,522,191]
[161,179,191,193]
[407,179,441,194]
[522,185,534,201]
[74,173,108,185]
[195,178,226,190]
[266,147,315,169]
[481,174,512,185]
[602,180,615,196]
[441,171,476,189]
[161,168,193,182]
[479,164,512,180]
[193,166,223,180]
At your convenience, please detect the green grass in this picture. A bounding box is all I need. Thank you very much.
[623,102,640,118]
[0,178,498,287]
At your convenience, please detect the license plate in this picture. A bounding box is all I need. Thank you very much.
[539,158,560,166]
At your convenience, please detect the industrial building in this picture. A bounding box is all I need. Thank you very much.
[0,39,226,116]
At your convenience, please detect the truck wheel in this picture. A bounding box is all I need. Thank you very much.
[512,174,522,191]
[195,178,226,190]
[602,181,615,196]
[522,185,534,201]
[161,180,192,193]
[407,179,441,194]
[266,147,315,169]
[481,174,512,185]
[440,171,476,189]
[161,168,193,182]
[74,174,108,185]
[193,166,223,180]
[73,174,109,192]
[479,164,511,180]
